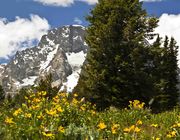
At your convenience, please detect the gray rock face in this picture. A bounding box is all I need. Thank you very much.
[0,64,5,85]
[0,25,88,93]
[0,65,5,76]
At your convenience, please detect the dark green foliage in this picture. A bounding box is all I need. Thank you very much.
[149,36,179,112]
[75,0,179,111]
[0,85,5,102]
[162,37,179,109]
[148,35,165,110]
[36,74,59,99]
[75,0,158,110]
[5,87,29,108]
[2,74,60,109]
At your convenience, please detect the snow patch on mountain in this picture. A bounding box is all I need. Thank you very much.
[40,45,59,71]
[61,69,81,92]
[14,76,38,88]
[66,51,86,69]
[21,76,38,87]
[46,37,55,46]
[61,51,86,92]
[72,25,86,30]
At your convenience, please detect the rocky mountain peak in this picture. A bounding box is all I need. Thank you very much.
[0,25,88,94]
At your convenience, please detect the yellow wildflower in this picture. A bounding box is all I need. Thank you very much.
[152,137,160,140]
[167,131,177,138]
[171,131,177,137]
[25,113,32,118]
[38,91,47,96]
[5,117,15,124]
[136,120,143,125]
[32,98,41,103]
[62,98,67,103]
[72,98,78,105]
[134,127,141,133]
[98,122,107,130]
[129,100,145,109]
[46,109,57,116]
[171,122,180,128]
[74,93,78,97]
[53,96,60,103]
[30,105,40,110]
[59,93,66,98]
[42,91,47,96]
[42,132,55,138]
[91,110,96,115]
[133,100,140,104]
[129,125,135,131]
[13,108,22,116]
[123,127,131,133]
[111,124,119,134]
[58,126,65,133]
[176,123,180,127]
[123,125,140,133]
[56,106,63,113]
[37,114,44,119]
[80,106,86,111]
[167,134,172,138]
[137,102,145,109]
[151,124,158,128]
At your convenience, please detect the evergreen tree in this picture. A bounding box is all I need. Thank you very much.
[150,36,179,111]
[75,0,158,109]
[36,74,59,99]
[164,37,179,109]
[0,85,5,101]
[149,35,167,111]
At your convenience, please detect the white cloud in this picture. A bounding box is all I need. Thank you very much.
[155,14,180,65]
[33,0,165,7]
[34,0,164,7]
[74,17,83,24]
[140,0,162,2]
[0,15,50,59]
[33,0,97,7]
[34,0,74,7]
[77,0,97,5]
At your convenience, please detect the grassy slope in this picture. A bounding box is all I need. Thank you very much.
[0,92,179,140]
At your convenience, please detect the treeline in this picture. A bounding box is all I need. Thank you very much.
[74,0,179,112]
[0,74,60,107]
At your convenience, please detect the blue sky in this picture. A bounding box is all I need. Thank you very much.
[143,0,180,16]
[0,0,180,63]
[0,0,179,28]
[0,0,93,27]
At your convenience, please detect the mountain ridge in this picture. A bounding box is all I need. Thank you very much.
[0,25,88,94]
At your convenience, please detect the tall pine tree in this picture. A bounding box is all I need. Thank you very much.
[75,0,158,109]
[147,36,179,111]
[163,37,179,109]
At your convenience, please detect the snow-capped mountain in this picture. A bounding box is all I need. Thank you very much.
[0,25,88,93]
